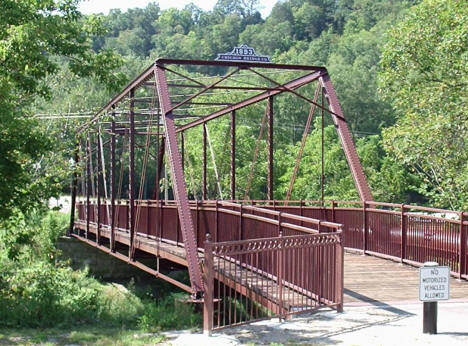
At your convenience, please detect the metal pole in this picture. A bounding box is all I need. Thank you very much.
[423,302,438,334]
[422,261,439,334]
[203,233,214,335]
[336,232,344,312]
[203,123,207,200]
[459,212,466,279]
[401,204,407,262]
[267,96,274,201]
[86,136,91,240]
[231,110,236,200]
[363,201,368,254]
[321,89,325,206]
[68,141,80,236]
[110,106,116,252]
[129,88,135,259]
[181,131,185,173]
[96,134,102,245]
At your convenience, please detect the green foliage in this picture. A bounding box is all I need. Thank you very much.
[379,0,468,209]
[0,0,126,221]
[138,293,201,332]
[0,210,201,330]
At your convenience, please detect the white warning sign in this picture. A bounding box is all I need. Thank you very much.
[419,266,450,301]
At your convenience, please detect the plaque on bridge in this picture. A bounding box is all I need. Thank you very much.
[215,44,271,63]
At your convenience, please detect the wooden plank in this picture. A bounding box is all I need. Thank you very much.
[343,252,468,304]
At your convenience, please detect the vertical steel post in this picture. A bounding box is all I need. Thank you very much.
[239,205,243,241]
[331,200,336,223]
[202,123,207,200]
[401,204,407,262]
[181,131,185,173]
[153,137,165,200]
[96,134,102,245]
[110,106,116,252]
[459,212,466,279]
[155,137,165,242]
[215,200,219,243]
[203,234,214,335]
[129,88,136,259]
[155,64,204,293]
[423,302,438,334]
[86,136,91,239]
[422,261,439,334]
[230,110,236,200]
[335,232,344,312]
[267,97,274,201]
[321,89,325,205]
[363,201,368,253]
[68,141,80,236]
[278,214,283,318]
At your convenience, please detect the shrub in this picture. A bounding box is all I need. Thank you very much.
[138,293,201,332]
[0,209,202,331]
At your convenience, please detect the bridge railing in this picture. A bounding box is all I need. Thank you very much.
[201,202,343,333]
[228,200,467,280]
[74,198,467,281]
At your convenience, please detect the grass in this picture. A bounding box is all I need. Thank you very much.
[0,210,202,344]
[0,327,165,345]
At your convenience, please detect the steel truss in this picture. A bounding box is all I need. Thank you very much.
[72,58,372,296]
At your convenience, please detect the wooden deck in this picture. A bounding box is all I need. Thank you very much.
[344,251,468,305]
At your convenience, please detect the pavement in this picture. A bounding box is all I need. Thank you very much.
[163,300,468,345]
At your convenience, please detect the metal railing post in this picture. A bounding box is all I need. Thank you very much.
[85,137,91,240]
[335,231,344,312]
[215,200,219,243]
[401,204,407,262]
[96,136,102,245]
[110,106,116,252]
[363,201,368,254]
[68,142,79,236]
[459,212,466,279]
[300,200,304,227]
[277,212,283,319]
[203,233,214,335]
[239,205,243,241]
[331,200,336,223]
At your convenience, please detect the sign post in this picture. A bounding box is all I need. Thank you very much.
[419,262,450,334]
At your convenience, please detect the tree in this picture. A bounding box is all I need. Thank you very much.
[0,0,126,220]
[379,0,468,209]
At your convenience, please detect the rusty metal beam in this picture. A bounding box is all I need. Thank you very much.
[129,88,136,258]
[156,58,326,72]
[285,84,321,202]
[79,64,156,132]
[155,65,204,294]
[167,68,240,113]
[68,142,79,236]
[267,96,274,201]
[203,123,207,200]
[230,110,236,200]
[168,83,291,92]
[176,70,324,133]
[110,106,116,251]
[96,134,102,245]
[319,73,373,201]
